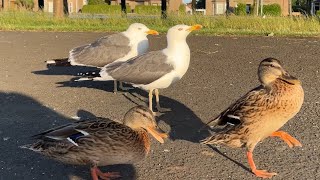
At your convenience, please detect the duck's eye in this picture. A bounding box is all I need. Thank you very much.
[178,28,183,31]
[269,64,275,67]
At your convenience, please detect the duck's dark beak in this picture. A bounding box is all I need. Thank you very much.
[146,126,168,143]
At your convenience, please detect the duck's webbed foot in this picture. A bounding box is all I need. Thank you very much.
[91,166,121,180]
[270,131,302,148]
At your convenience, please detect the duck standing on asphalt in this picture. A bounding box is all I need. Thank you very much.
[201,58,304,178]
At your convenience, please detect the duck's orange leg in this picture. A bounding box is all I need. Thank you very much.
[90,166,121,180]
[270,131,302,148]
[247,151,277,179]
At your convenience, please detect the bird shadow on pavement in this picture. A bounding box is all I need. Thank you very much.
[49,80,250,173]
[55,78,211,142]
[56,78,139,94]
[207,145,251,173]
[0,92,136,180]
[32,59,100,76]
[56,77,116,93]
[122,88,212,143]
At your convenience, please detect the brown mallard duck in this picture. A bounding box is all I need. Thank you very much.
[201,58,304,178]
[21,106,168,180]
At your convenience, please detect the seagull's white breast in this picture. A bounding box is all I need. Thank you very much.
[137,43,190,90]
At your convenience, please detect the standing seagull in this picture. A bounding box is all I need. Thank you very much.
[46,23,159,92]
[201,58,304,178]
[77,24,202,113]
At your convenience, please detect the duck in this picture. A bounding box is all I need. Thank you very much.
[77,24,202,113]
[21,105,168,180]
[201,58,304,178]
[46,23,159,93]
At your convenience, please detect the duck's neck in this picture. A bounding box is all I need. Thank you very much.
[264,78,301,94]
[137,129,151,155]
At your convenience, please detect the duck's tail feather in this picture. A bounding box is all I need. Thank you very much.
[19,143,42,152]
[198,115,221,132]
[200,133,229,145]
[46,58,71,67]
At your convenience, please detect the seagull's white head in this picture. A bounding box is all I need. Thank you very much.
[126,23,159,36]
[167,24,202,42]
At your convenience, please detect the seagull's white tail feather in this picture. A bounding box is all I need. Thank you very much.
[98,68,115,81]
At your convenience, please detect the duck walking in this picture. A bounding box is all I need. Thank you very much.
[201,58,304,178]
[21,106,168,180]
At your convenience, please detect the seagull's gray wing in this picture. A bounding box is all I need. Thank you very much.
[69,33,132,67]
[106,51,174,85]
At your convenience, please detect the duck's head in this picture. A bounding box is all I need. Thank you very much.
[258,58,299,85]
[167,24,202,42]
[126,23,159,37]
[123,106,168,143]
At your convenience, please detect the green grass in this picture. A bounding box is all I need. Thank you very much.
[0,10,319,36]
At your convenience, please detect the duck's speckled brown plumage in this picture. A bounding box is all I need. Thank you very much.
[30,118,150,166]
[22,106,167,179]
[201,58,304,178]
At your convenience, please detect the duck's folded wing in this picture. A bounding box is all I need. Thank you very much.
[104,51,174,85]
[32,118,115,143]
[208,86,267,127]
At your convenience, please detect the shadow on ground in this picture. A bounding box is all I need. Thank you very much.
[56,79,212,143]
[0,92,136,180]
[32,60,100,76]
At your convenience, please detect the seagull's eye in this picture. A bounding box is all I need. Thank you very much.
[178,28,183,31]
[138,28,142,30]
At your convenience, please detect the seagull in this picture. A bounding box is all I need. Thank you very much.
[77,24,202,113]
[46,23,159,92]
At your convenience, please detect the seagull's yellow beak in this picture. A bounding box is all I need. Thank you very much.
[187,24,203,31]
[146,126,168,143]
[146,29,159,35]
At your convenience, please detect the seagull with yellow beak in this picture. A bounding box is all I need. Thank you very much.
[78,24,202,113]
[47,23,159,93]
